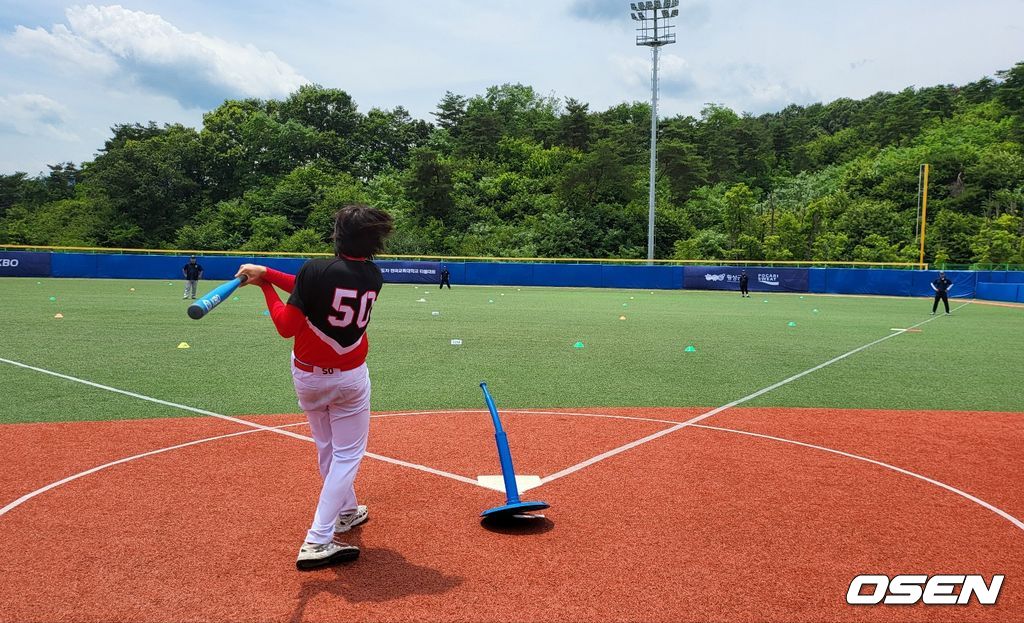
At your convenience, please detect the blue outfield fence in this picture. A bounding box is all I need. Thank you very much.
[976,282,1024,304]
[378,261,442,284]
[818,268,977,298]
[3,250,1024,304]
[974,271,1024,284]
[683,266,808,292]
[0,251,51,277]
[463,262,683,289]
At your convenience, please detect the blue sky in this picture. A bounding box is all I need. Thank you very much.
[1,0,1023,175]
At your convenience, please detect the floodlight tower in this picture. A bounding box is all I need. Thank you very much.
[630,0,678,261]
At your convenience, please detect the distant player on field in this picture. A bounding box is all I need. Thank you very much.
[439,265,451,289]
[235,204,393,570]
[739,269,749,297]
[182,255,203,299]
[930,271,954,315]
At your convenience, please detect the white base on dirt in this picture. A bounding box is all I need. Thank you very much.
[476,475,542,493]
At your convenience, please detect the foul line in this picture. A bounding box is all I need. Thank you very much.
[372,408,1024,533]
[0,421,308,518]
[5,405,1020,535]
[692,423,1024,532]
[0,358,481,489]
[344,408,1024,533]
[539,303,973,486]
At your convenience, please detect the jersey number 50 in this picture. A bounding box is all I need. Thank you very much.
[328,289,377,329]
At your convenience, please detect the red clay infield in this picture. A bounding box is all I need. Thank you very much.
[1,407,1021,622]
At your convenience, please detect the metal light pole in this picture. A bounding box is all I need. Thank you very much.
[630,1,678,261]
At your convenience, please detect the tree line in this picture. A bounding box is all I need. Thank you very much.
[2,62,1024,266]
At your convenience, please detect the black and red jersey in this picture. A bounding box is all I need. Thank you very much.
[288,257,383,350]
[259,258,382,370]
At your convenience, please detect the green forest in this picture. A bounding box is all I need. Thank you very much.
[2,62,1024,267]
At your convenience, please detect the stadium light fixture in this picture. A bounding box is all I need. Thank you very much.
[629,0,678,261]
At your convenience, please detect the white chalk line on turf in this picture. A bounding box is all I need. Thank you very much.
[378,408,1024,533]
[0,358,312,439]
[538,302,974,486]
[347,407,1024,533]
[0,357,481,489]
[690,423,1024,532]
[5,404,1020,534]
[0,421,307,518]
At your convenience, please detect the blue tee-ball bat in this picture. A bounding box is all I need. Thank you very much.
[187,275,248,320]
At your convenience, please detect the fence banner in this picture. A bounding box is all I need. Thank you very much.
[0,251,52,277]
[684,266,809,292]
[377,260,442,284]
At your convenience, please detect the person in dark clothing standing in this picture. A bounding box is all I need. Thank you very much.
[439,265,451,289]
[739,270,750,297]
[182,255,203,299]
[930,271,954,314]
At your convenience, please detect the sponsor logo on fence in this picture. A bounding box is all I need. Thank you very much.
[846,574,1003,605]
[381,267,437,275]
[757,273,780,286]
[0,259,19,267]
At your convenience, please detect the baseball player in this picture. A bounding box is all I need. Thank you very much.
[182,255,203,299]
[235,204,393,570]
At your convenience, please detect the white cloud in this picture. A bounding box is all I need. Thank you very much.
[0,93,78,141]
[8,23,118,74]
[570,0,711,27]
[711,63,818,114]
[613,51,818,116]
[611,54,651,90]
[678,1,712,30]
[4,4,309,109]
[568,0,627,22]
[611,53,697,97]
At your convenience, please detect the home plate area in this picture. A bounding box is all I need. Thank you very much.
[1,406,1021,622]
[475,474,541,493]
[362,408,676,486]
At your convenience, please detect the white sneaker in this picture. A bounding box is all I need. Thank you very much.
[296,540,359,570]
[335,505,368,533]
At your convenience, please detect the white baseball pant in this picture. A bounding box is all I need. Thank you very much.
[291,358,371,544]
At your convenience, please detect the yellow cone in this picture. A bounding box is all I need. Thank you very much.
[177,342,190,349]
[54,313,64,319]
[619,315,626,321]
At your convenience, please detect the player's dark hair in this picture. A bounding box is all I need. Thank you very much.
[332,204,394,258]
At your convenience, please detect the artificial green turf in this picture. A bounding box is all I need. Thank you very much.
[0,277,1020,424]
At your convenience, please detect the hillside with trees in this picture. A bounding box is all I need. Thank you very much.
[2,62,1023,267]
